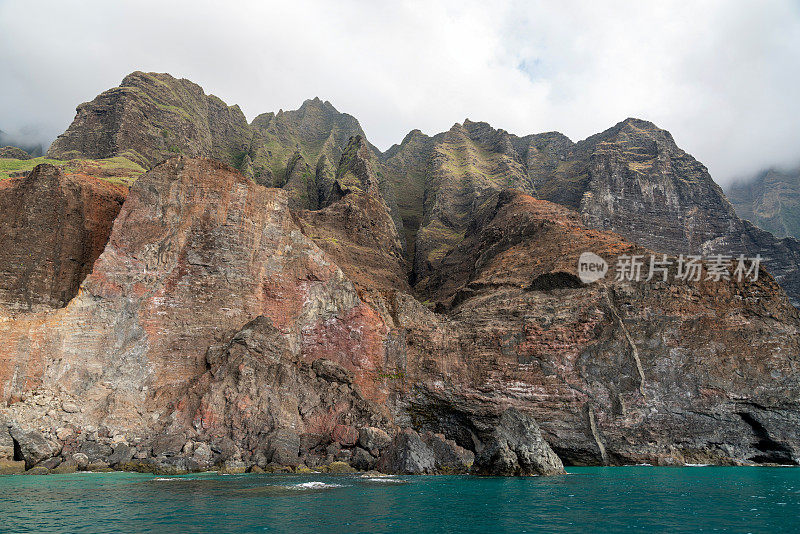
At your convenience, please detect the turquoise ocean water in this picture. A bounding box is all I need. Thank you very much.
[1,467,799,533]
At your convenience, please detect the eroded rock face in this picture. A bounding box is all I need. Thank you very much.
[188,315,390,468]
[0,157,403,471]
[293,191,408,293]
[0,164,126,313]
[0,157,385,421]
[248,97,366,193]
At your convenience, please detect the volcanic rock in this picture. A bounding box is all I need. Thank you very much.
[107,444,134,466]
[421,431,475,474]
[377,428,436,474]
[350,447,377,471]
[78,440,112,463]
[72,453,89,470]
[311,359,354,384]
[293,191,408,293]
[9,426,61,469]
[51,461,78,474]
[23,466,50,475]
[1,103,800,477]
[358,426,391,453]
[332,424,359,447]
[473,409,564,476]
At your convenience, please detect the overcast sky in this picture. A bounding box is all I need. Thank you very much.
[1,0,798,184]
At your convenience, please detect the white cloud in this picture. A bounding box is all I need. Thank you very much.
[0,0,798,183]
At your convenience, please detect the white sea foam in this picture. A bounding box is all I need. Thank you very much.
[685,463,710,467]
[288,481,343,490]
[365,478,407,484]
[153,477,182,481]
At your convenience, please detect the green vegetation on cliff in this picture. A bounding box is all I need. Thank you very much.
[0,157,65,180]
[0,156,145,185]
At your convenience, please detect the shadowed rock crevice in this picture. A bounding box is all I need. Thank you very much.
[12,436,22,462]
[406,395,484,453]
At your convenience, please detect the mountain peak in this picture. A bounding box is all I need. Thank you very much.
[619,117,658,129]
[298,96,339,114]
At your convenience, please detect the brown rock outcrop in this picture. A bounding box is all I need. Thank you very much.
[293,191,408,293]
[0,164,126,313]
[0,158,396,468]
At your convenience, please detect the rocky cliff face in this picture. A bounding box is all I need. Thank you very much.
[727,165,800,240]
[569,119,800,307]
[247,97,366,199]
[4,73,800,476]
[0,164,126,313]
[1,156,799,476]
[398,190,800,466]
[0,157,495,474]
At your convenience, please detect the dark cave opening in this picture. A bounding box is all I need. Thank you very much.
[528,272,584,291]
[738,412,797,465]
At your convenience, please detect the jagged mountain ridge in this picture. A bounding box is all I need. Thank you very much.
[46,71,800,306]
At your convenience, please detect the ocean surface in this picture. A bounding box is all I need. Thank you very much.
[1,466,799,533]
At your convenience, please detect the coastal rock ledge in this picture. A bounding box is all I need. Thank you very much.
[0,156,798,475]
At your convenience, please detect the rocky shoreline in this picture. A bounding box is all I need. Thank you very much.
[1,402,568,476]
